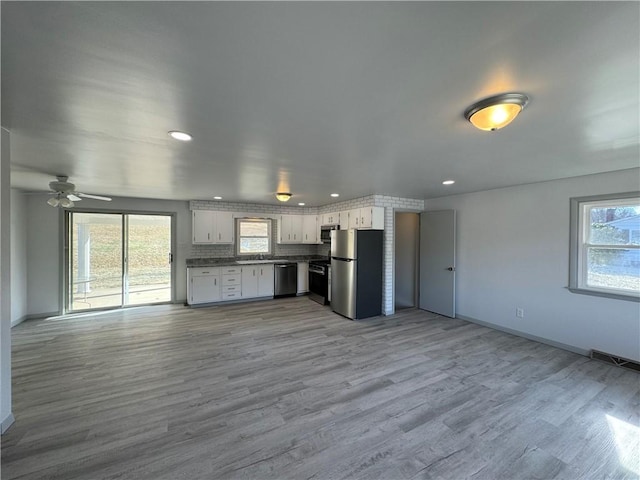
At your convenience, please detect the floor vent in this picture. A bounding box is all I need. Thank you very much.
[590,350,640,373]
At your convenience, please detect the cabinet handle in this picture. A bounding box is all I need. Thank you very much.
[208,233,210,240]
[202,271,209,274]
[253,270,256,276]
[260,268,263,275]
[214,278,217,286]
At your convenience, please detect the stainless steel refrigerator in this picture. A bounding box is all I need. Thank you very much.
[330,229,383,319]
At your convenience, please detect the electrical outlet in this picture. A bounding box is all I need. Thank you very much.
[516,308,524,318]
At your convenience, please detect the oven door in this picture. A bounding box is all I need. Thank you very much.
[308,265,328,304]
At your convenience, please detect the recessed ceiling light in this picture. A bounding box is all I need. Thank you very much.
[213,196,222,200]
[168,130,192,141]
[442,180,455,185]
[330,193,340,198]
[298,202,305,206]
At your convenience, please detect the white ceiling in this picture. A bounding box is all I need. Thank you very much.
[2,2,639,206]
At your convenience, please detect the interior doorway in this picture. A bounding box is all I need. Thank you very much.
[65,211,174,312]
[395,212,419,310]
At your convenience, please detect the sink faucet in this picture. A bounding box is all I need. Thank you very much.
[259,253,264,260]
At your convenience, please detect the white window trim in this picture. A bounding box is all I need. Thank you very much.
[236,218,272,256]
[569,191,640,302]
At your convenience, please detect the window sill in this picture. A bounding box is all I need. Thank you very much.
[567,287,640,302]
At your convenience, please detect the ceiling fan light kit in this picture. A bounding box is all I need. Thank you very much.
[464,93,529,131]
[45,175,112,208]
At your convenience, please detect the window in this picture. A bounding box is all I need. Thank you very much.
[569,192,640,301]
[237,218,272,255]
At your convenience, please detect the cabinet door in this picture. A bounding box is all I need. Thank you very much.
[348,208,360,229]
[322,212,336,226]
[279,215,292,243]
[363,206,384,229]
[291,215,303,243]
[215,212,234,243]
[280,215,303,243]
[192,210,215,243]
[258,265,274,297]
[189,274,220,304]
[297,262,309,294]
[302,215,318,244]
[241,267,259,298]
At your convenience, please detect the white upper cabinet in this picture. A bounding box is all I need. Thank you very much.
[278,214,303,243]
[192,210,234,244]
[360,206,384,229]
[192,210,215,243]
[348,208,360,229]
[348,207,384,230]
[302,215,320,244]
[214,212,234,243]
[322,212,340,226]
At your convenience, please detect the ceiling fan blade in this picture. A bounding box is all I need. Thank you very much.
[67,194,82,202]
[78,193,112,201]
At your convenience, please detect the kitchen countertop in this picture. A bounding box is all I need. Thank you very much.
[186,255,328,268]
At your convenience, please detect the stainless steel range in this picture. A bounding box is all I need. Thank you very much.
[308,259,331,305]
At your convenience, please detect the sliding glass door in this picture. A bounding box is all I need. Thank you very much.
[66,211,173,312]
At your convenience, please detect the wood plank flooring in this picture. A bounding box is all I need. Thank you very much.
[1,297,638,479]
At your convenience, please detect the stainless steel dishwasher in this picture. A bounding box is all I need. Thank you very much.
[274,263,297,297]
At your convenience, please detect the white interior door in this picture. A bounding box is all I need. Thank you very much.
[419,210,456,317]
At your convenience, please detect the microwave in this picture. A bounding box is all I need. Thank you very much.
[320,224,339,243]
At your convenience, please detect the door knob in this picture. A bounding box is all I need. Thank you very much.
[446,267,455,271]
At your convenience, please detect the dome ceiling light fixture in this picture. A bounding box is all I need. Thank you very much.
[464,93,529,131]
[276,192,292,202]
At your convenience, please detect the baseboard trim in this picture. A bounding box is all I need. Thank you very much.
[11,314,28,327]
[1,413,15,434]
[26,311,60,321]
[456,314,590,357]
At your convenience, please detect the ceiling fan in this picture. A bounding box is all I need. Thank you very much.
[45,175,112,208]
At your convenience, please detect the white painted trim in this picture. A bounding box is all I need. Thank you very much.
[1,412,15,434]
[11,315,27,327]
[26,311,60,321]
[456,314,590,357]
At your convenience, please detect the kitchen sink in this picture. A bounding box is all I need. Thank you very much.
[236,259,282,264]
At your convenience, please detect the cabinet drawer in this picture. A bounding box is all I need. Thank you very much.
[222,285,240,293]
[222,275,241,286]
[221,267,241,275]
[222,292,241,300]
[189,267,220,276]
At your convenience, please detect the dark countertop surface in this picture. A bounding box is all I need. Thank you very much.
[186,255,328,267]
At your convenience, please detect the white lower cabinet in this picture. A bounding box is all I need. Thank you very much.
[241,264,274,298]
[241,266,259,298]
[222,267,242,301]
[187,267,221,305]
[188,263,275,305]
[297,262,309,294]
[257,264,275,297]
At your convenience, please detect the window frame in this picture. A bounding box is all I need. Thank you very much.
[236,218,272,256]
[569,191,640,302]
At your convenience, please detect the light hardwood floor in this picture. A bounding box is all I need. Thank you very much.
[1,297,638,479]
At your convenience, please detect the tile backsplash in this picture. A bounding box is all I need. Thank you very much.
[189,217,320,259]
[188,194,425,315]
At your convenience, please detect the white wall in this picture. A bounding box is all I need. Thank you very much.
[426,168,640,361]
[1,128,14,432]
[11,189,27,326]
[26,196,192,317]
